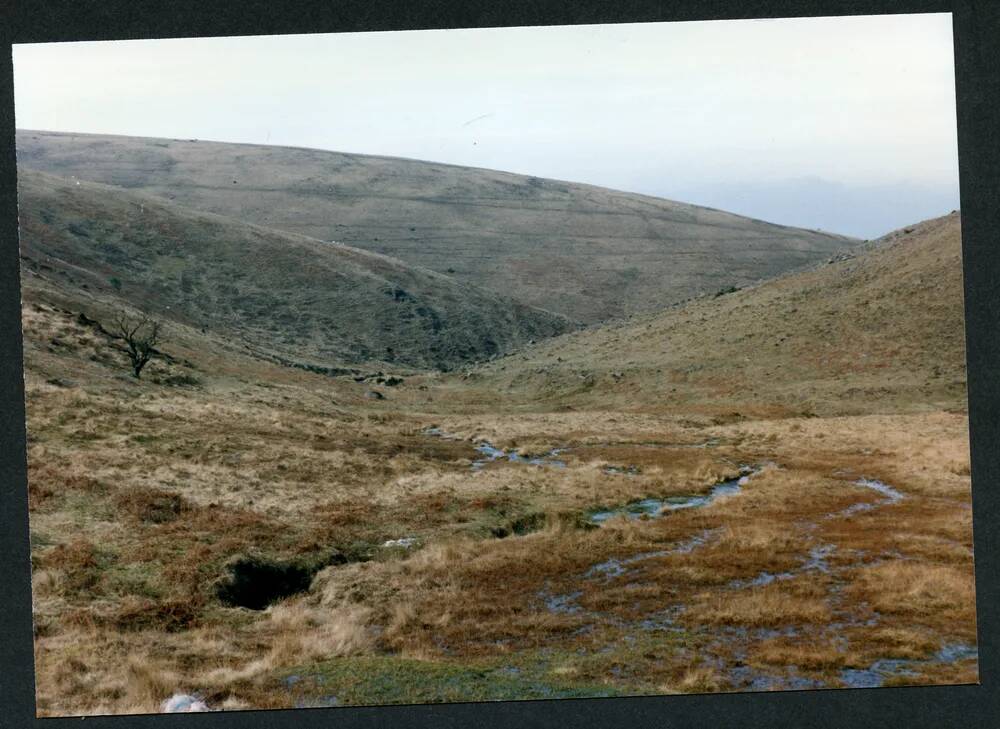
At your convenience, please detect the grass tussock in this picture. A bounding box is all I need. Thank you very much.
[859,626,942,660]
[847,562,976,618]
[690,586,832,628]
[114,487,191,524]
[750,639,856,670]
[674,666,724,693]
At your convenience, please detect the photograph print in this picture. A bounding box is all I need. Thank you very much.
[12,12,977,717]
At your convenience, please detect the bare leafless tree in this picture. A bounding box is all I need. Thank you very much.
[113,311,160,379]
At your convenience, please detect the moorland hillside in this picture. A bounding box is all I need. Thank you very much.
[17,129,858,324]
[17,168,572,371]
[467,212,966,417]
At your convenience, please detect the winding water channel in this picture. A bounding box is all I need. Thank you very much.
[421,427,975,689]
[588,466,754,524]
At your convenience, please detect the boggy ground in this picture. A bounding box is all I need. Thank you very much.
[24,299,975,715]
[22,213,976,715]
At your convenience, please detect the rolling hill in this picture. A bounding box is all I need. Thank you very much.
[16,130,858,324]
[466,212,967,417]
[17,147,973,717]
[16,168,572,371]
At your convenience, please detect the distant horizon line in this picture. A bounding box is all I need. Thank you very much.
[18,126,956,241]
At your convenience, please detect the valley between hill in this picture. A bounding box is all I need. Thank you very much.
[18,151,974,713]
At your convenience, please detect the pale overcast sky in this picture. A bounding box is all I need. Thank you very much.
[13,13,959,238]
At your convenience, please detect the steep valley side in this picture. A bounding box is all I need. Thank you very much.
[17,168,573,372]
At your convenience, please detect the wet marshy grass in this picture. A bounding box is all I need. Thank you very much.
[24,367,976,714]
[273,654,625,707]
[307,434,974,697]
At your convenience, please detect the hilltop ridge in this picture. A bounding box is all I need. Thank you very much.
[17,129,858,324]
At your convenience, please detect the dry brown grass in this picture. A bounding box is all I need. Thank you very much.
[114,487,191,524]
[690,586,832,628]
[19,282,977,715]
[109,597,203,633]
[846,562,976,619]
[124,659,180,710]
[860,627,941,660]
[750,639,858,670]
[673,666,724,693]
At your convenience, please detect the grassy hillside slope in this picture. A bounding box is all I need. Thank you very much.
[17,168,572,371]
[463,212,966,417]
[17,130,857,324]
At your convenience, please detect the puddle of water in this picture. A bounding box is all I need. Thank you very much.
[382,537,419,549]
[828,610,882,632]
[729,544,836,590]
[603,465,640,476]
[829,478,905,520]
[585,558,627,580]
[539,588,584,615]
[935,643,978,662]
[492,666,522,677]
[726,665,824,692]
[541,531,722,618]
[840,659,919,688]
[474,442,507,464]
[473,442,568,470]
[803,544,834,572]
[589,498,664,523]
[729,669,784,692]
[784,675,827,690]
[637,606,687,633]
[669,529,720,555]
[423,427,457,439]
[839,642,977,689]
[161,694,211,713]
[755,626,801,640]
[741,571,789,589]
[423,429,569,470]
[584,530,720,583]
[856,478,904,502]
[588,470,753,525]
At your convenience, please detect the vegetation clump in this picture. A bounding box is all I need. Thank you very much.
[714,285,742,297]
[114,488,189,524]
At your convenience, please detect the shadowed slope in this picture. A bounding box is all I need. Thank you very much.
[16,168,572,371]
[16,130,857,324]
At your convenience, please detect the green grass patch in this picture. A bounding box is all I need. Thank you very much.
[101,562,165,599]
[30,530,54,551]
[61,490,116,524]
[276,654,623,706]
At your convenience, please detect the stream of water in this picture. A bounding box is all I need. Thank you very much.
[472,442,568,470]
[829,478,905,519]
[587,466,754,524]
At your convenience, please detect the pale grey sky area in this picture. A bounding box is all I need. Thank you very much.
[13,13,959,238]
